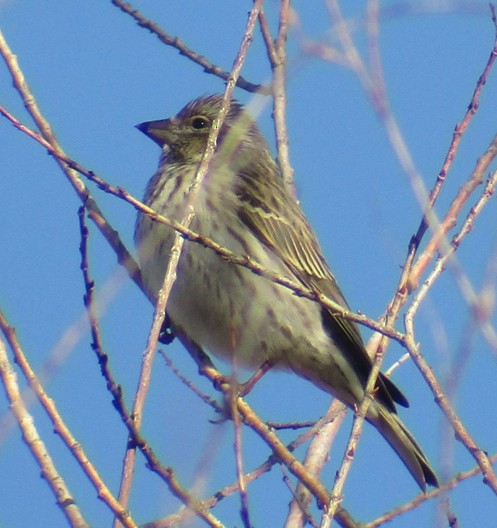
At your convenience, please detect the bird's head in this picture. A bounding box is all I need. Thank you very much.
[136,94,266,164]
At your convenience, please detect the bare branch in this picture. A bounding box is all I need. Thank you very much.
[110,0,268,95]
[0,342,87,527]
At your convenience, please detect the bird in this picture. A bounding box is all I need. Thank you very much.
[134,94,438,491]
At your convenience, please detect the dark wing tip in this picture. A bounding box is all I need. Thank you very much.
[380,373,410,408]
[136,121,149,134]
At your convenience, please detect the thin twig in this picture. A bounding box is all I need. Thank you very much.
[0,318,90,528]
[408,162,497,348]
[110,0,268,95]
[323,347,383,526]
[0,29,142,292]
[0,307,137,526]
[407,3,497,284]
[404,296,497,499]
[77,208,223,526]
[272,0,295,190]
[365,451,497,527]
[286,400,348,528]
[144,411,349,528]
[177,333,358,528]
[399,166,497,495]
[409,127,497,291]
[160,350,223,412]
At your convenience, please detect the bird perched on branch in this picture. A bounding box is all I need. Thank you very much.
[135,94,438,491]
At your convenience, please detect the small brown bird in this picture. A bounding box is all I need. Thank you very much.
[135,94,438,490]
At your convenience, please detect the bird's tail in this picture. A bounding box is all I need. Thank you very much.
[369,404,439,491]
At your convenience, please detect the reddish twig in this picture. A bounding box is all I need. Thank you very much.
[408,4,497,279]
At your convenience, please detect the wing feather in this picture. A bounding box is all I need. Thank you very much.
[235,163,408,410]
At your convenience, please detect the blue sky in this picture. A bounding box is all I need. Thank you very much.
[1,1,497,527]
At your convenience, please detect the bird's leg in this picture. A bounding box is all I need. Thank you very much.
[209,375,239,424]
[239,359,277,396]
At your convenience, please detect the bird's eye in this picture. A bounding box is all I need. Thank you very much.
[191,116,209,129]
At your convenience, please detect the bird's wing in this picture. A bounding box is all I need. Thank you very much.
[236,164,408,410]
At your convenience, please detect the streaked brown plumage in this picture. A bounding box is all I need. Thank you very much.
[135,94,438,490]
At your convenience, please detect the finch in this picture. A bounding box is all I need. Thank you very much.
[135,94,438,490]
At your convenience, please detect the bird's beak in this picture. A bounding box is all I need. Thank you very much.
[136,119,172,147]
